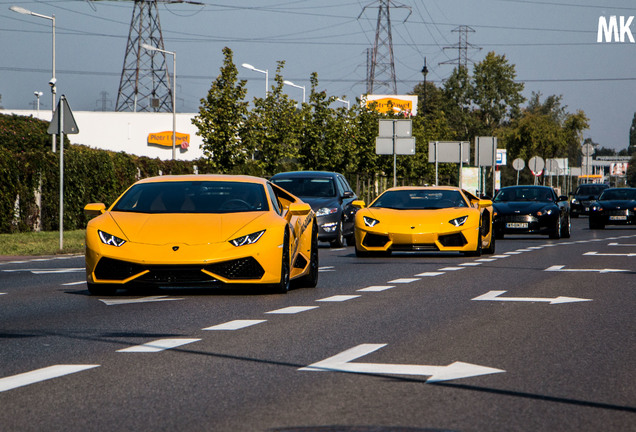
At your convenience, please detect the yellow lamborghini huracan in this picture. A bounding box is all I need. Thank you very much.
[83,175,318,295]
[353,186,495,257]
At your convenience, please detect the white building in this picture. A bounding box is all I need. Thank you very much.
[1,109,204,161]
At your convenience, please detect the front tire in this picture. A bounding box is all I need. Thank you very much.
[271,231,291,294]
[561,214,571,238]
[549,216,561,239]
[483,232,496,254]
[296,223,319,288]
[329,220,345,248]
[464,228,482,257]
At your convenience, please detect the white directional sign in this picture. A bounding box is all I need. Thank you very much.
[545,265,630,273]
[583,251,636,257]
[472,290,591,304]
[300,344,505,383]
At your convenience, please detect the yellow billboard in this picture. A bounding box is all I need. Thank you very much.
[362,94,418,116]
[148,131,190,150]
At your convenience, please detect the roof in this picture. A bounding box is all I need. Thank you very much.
[270,171,341,178]
[137,174,268,185]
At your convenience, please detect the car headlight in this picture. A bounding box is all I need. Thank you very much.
[449,216,468,227]
[229,230,265,247]
[363,216,379,227]
[536,209,553,217]
[590,205,603,212]
[98,230,126,247]
[316,207,338,217]
[571,198,579,204]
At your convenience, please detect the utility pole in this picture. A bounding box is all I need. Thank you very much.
[440,25,481,70]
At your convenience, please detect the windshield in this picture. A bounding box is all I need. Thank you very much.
[371,189,468,210]
[599,189,636,201]
[494,187,555,203]
[271,177,336,198]
[575,185,607,196]
[111,181,269,214]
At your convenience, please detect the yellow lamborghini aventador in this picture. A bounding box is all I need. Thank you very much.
[352,186,495,257]
[83,175,318,295]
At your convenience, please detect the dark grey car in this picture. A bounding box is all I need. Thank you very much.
[270,171,358,247]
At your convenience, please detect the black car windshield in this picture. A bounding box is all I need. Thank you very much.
[599,189,636,201]
[271,177,336,198]
[111,181,269,214]
[494,187,554,203]
[371,190,468,210]
[575,184,608,196]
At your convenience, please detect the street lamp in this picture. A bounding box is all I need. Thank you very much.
[11,5,56,152]
[336,98,350,109]
[34,91,43,118]
[242,63,268,96]
[283,80,305,105]
[142,43,177,160]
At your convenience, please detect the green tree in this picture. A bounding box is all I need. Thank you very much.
[442,66,473,140]
[192,47,249,174]
[242,61,302,176]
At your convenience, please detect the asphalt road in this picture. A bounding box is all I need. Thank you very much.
[0,218,635,432]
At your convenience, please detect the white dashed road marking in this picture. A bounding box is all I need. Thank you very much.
[117,338,201,353]
[388,278,421,284]
[357,285,395,292]
[0,365,100,393]
[317,295,360,302]
[203,320,267,331]
[414,272,445,277]
[100,296,183,306]
[438,267,465,271]
[266,306,319,314]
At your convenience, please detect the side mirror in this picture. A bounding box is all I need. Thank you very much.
[342,191,355,199]
[352,200,366,209]
[84,203,106,217]
[288,202,311,216]
[558,196,568,202]
[478,199,493,209]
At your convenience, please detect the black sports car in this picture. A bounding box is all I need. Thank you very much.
[588,187,636,229]
[492,185,570,239]
[569,183,609,217]
[271,171,358,247]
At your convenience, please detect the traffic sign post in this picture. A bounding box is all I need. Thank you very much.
[528,156,545,185]
[428,141,470,186]
[376,119,415,187]
[512,158,525,185]
[48,95,79,250]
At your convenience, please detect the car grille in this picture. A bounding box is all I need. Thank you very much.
[362,233,390,247]
[607,209,631,216]
[94,256,265,283]
[499,215,538,223]
[439,232,467,247]
[391,244,438,251]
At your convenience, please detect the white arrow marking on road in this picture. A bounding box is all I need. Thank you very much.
[100,296,183,306]
[545,265,630,273]
[0,365,100,393]
[472,290,592,304]
[609,242,636,247]
[299,344,505,383]
[583,251,636,257]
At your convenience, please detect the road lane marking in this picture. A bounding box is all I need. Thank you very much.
[203,320,267,330]
[584,251,636,257]
[515,249,532,252]
[317,295,360,302]
[62,281,86,286]
[491,255,510,259]
[266,306,319,314]
[472,290,592,304]
[2,268,84,274]
[504,251,521,255]
[357,285,395,292]
[388,278,420,283]
[100,296,183,306]
[459,262,482,266]
[300,344,505,383]
[117,338,201,353]
[319,266,335,272]
[438,267,465,271]
[476,258,496,262]
[0,365,100,393]
[609,242,636,247]
[414,272,445,277]
[545,265,630,273]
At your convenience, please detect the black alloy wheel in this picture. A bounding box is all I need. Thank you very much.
[296,222,319,288]
[549,216,562,239]
[330,220,345,248]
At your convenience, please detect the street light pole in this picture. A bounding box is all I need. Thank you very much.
[283,80,306,106]
[10,5,56,152]
[142,43,177,160]
[242,63,269,96]
[336,98,350,109]
[34,91,43,118]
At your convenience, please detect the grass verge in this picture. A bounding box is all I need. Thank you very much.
[0,230,85,256]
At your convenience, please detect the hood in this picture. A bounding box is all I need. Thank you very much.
[493,201,556,215]
[597,200,636,210]
[363,207,477,230]
[108,211,266,245]
[299,196,340,211]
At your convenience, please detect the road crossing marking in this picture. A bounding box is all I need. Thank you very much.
[117,338,200,353]
[203,320,267,331]
[0,365,100,393]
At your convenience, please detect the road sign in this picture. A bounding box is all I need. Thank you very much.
[428,141,470,163]
[512,158,525,171]
[47,97,79,135]
[528,156,545,175]
[581,143,594,156]
[546,158,560,174]
[474,136,497,167]
[300,344,505,383]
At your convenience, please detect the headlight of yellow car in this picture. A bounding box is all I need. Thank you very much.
[448,216,468,227]
[363,216,379,227]
[98,230,126,247]
[229,230,265,247]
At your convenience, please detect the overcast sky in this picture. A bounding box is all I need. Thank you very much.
[1,0,634,151]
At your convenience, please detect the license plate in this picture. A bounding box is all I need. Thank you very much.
[609,215,627,221]
[506,222,528,228]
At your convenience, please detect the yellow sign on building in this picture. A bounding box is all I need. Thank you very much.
[362,95,418,116]
[148,131,190,150]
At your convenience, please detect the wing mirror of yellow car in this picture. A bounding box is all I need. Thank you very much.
[84,203,106,217]
[352,200,366,208]
[288,202,311,216]
[478,199,493,208]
